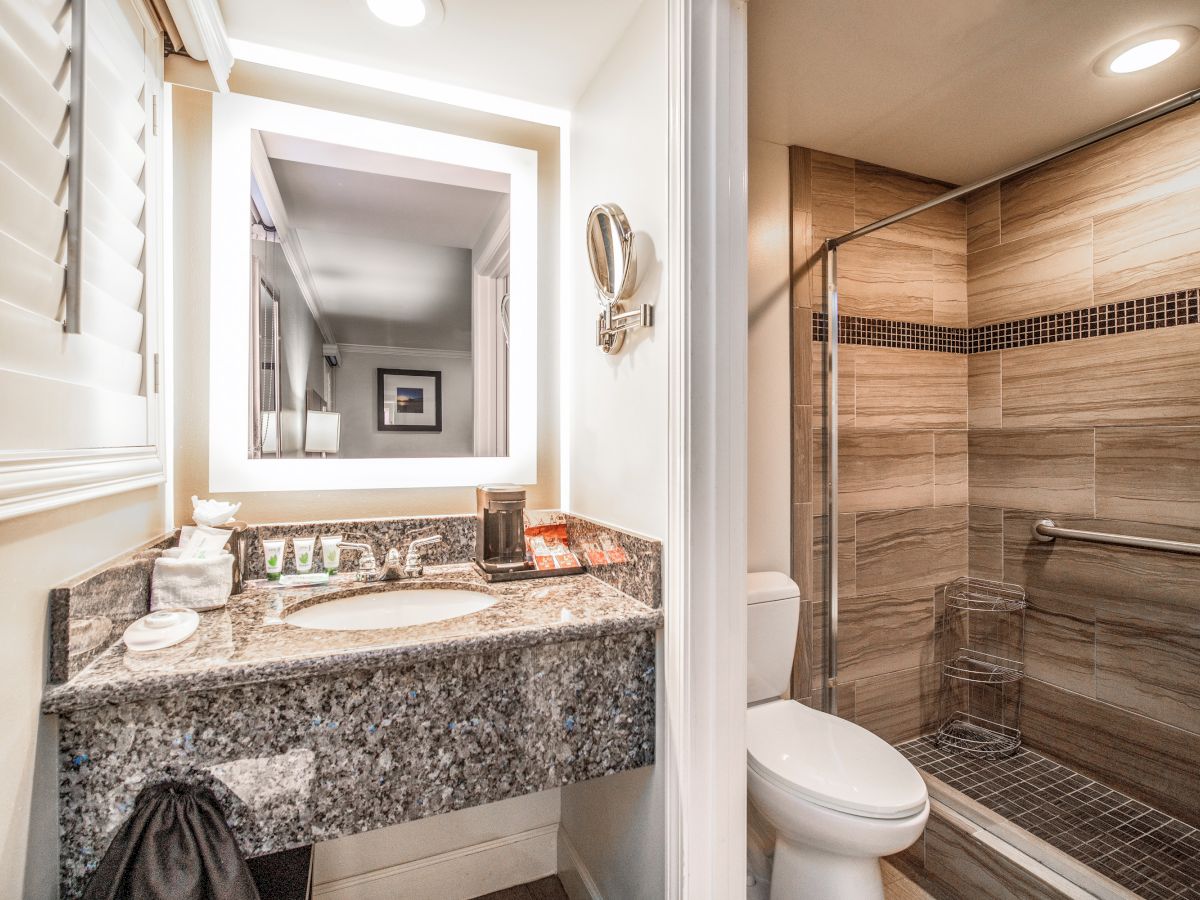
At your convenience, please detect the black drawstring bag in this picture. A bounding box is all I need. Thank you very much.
[82,780,261,900]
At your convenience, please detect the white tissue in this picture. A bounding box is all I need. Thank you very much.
[191,495,241,527]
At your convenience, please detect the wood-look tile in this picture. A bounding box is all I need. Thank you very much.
[967,428,1094,514]
[839,429,934,514]
[853,663,943,743]
[812,511,855,605]
[809,226,838,307]
[854,161,965,254]
[855,348,966,430]
[839,236,935,323]
[933,431,967,507]
[838,587,937,682]
[792,405,813,505]
[1022,678,1200,828]
[793,307,812,406]
[1092,183,1200,305]
[967,506,1003,581]
[966,352,1001,429]
[792,501,813,600]
[792,209,818,311]
[855,506,966,595]
[1096,592,1200,736]
[792,597,814,701]
[965,183,1000,253]
[1095,426,1200,528]
[812,342,854,429]
[966,219,1093,326]
[922,808,1080,900]
[931,250,967,328]
[999,101,1200,244]
[810,150,854,231]
[1001,327,1200,427]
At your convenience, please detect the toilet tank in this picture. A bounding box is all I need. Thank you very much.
[747,571,802,703]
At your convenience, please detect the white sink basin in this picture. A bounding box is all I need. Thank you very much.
[284,588,496,631]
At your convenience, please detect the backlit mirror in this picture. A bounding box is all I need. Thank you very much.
[209,94,538,491]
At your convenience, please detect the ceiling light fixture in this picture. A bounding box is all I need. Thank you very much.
[1094,25,1198,76]
[366,0,443,28]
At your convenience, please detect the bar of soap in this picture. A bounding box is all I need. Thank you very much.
[123,608,200,652]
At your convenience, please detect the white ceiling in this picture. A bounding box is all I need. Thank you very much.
[219,0,646,109]
[269,156,507,350]
[750,0,1200,184]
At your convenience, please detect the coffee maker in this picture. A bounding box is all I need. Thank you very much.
[475,484,533,576]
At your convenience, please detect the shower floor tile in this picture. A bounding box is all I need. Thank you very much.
[895,736,1200,899]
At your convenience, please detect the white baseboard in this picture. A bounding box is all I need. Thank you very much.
[314,823,557,900]
[557,826,603,900]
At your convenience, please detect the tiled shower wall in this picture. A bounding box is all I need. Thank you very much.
[790,101,1200,826]
[963,101,1200,827]
[789,148,969,740]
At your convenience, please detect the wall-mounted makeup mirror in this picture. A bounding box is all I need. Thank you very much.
[209,94,539,491]
[587,203,653,354]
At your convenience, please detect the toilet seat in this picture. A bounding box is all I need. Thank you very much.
[746,700,927,820]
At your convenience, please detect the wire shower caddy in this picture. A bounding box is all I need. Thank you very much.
[935,576,1027,758]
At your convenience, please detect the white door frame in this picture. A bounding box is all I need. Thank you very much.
[665,0,749,897]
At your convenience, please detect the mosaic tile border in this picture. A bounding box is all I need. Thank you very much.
[897,735,1200,900]
[812,288,1200,355]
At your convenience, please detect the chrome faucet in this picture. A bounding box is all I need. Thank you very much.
[338,536,378,579]
[403,535,443,577]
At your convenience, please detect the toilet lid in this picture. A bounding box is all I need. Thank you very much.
[746,700,927,820]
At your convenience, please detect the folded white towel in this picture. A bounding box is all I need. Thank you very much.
[152,549,234,612]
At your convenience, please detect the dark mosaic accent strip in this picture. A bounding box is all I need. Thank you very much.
[897,735,1200,899]
[812,288,1200,355]
[813,312,966,353]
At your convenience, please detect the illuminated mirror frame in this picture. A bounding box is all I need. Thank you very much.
[208,93,537,491]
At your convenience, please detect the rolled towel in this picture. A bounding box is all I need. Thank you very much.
[152,549,234,612]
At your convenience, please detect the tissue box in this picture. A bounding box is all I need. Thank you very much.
[151,549,234,612]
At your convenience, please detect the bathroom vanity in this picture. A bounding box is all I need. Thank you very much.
[44,514,661,898]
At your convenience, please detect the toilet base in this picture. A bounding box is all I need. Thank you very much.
[768,836,883,900]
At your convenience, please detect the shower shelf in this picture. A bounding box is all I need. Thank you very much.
[943,648,1024,685]
[935,712,1023,759]
[935,576,1027,758]
[943,576,1026,613]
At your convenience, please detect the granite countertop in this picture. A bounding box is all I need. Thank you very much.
[43,564,662,716]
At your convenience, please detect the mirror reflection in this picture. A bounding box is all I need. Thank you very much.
[248,130,511,460]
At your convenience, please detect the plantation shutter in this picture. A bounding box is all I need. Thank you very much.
[0,0,162,452]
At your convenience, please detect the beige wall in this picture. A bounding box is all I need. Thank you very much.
[559,1,667,897]
[171,70,562,525]
[565,0,669,542]
[747,138,792,575]
[965,101,1200,825]
[0,487,166,898]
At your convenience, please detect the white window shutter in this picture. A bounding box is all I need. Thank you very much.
[0,0,165,518]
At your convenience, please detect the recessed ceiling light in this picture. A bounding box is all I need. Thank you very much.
[366,0,444,28]
[1094,25,1198,76]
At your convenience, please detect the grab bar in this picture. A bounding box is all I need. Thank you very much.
[1033,519,1200,556]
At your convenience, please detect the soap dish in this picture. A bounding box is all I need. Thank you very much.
[123,608,200,652]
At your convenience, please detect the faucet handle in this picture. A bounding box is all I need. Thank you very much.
[403,534,442,576]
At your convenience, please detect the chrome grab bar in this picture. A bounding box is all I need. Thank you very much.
[1033,519,1200,557]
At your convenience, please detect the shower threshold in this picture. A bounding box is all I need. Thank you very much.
[895,736,1200,900]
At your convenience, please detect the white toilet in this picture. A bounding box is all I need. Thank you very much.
[746,572,929,900]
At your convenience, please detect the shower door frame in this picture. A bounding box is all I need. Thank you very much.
[813,87,1200,716]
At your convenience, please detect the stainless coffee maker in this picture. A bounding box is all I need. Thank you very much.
[475,484,532,576]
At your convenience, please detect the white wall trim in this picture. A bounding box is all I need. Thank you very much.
[0,448,166,522]
[664,0,750,897]
[338,343,471,360]
[313,823,557,899]
[164,0,233,92]
[556,825,604,900]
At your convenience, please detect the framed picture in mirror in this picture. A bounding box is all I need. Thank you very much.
[377,368,442,432]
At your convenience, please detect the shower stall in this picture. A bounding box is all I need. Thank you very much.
[794,88,1200,897]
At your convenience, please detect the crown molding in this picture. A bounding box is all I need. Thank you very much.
[339,343,471,360]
